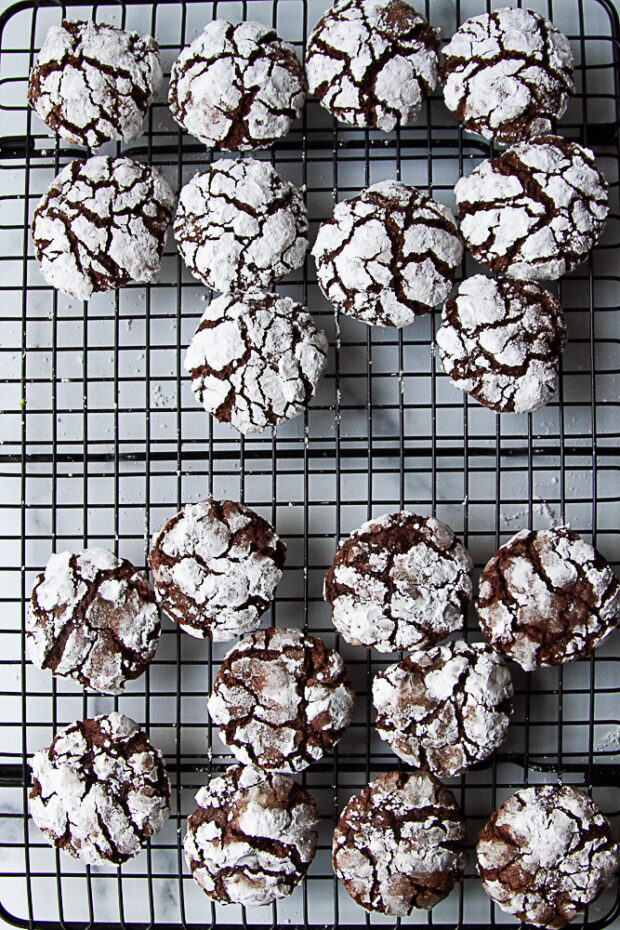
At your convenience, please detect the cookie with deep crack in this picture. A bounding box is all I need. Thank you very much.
[306,0,439,132]
[184,290,328,434]
[27,548,160,694]
[373,639,513,776]
[168,19,305,150]
[29,712,170,866]
[477,526,620,670]
[148,499,285,641]
[184,764,319,906]
[312,180,463,327]
[477,785,620,928]
[324,512,473,653]
[441,8,574,145]
[455,136,609,280]
[207,627,355,773]
[333,770,467,915]
[436,275,567,414]
[174,158,308,293]
[31,155,175,300]
[28,20,162,147]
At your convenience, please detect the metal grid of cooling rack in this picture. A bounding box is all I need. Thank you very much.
[0,0,618,927]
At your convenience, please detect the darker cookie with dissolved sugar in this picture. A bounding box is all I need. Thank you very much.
[477,526,620,670]
[207,627,355,772]
[333,770,467,915]
[477,785,620,928]
[29,712,170,865]
[184,764,319,906]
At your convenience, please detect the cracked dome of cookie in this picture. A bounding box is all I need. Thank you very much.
[312,180,463,327]
[27,547,160,694]
[477,785,620,928]
[477,526,620,670]
[455,136,609,280]
[333,770,467,915]
[441,8,574,145]
[184,764,319,906]
[29,712,170,866]
[148,499,285,641]
[436,275,567,414]
[174,158,308,294]
[168,19,305,150]
[28,20,162,147]
[207,627,355,773]
[184,290,328,435]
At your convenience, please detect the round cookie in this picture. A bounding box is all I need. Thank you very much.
[306,0,439,132]
[477,526,620,671]
[373,639,513,776]
[174,158,308,294]
[477,785,620,928]
[184,764,319,906]
[29,712,170,866]
[436,275,567,414]
[312,180,463,327]
[32,155,175,300]
[207,627,355,773]
[27,547,160,695]
[148,499,285,641]
[184,290,328,434]
[455,136,609,280]
[324,512,473,653]
[168,19,305,150]
[441,8,574,145]
[333,770,467,915]
[28,20,162,147]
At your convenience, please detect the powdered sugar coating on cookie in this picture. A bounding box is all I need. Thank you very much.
[168,20,305,150]
[184,764,319,906]
[29,712,170,866]
[184,290,328,434]
[207,627,355,773]
[324,512,473,653]
[306,0,439,132]
[313,180,463,327]
[27,548,160,694]
[148,499,285,641]
[436,275,567,414]
[455,136,609,280]
[442,8,573,145]
[333,770,467,915]
[174,158,308,294]
[477,785,620,928]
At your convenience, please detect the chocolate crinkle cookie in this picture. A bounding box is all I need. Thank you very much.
[312,180,463,327]
[29,712,170,866]
[168,19,305,150]
[28,20,162,147]
[32,155,175,301]
[441,8,574,145]
[324,512,473,653]
[333,770,467,915]
[27,548,160,694]
[477,785,620,928]
[436,275,568,414]
[184,290,328,434]
[174,158,308,294]
[455,136,609,280]
[207,627,355,773]
[306,0,439,132]
[184,764,319,906]
[373,639,513,777]
[477,526,620,671]
[148,499,285,641]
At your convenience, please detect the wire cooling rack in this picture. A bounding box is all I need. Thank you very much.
[0,0,619,927]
